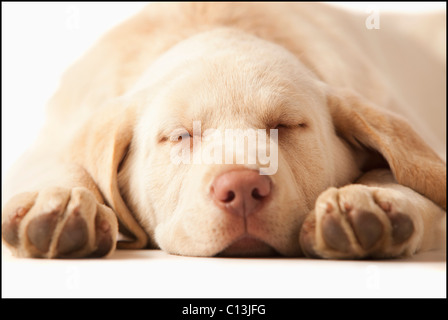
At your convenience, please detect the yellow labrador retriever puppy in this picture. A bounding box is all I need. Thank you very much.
[2,3,446,259]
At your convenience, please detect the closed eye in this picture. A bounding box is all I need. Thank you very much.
[274,123,307,130]
[157,128,192,143]
[169,128,192,142]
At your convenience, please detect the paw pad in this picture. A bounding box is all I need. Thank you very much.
[348,210,383,250]
[2,188,117,258]
[57,210,89,256]
[2,207,29,246]
[322,213,351,253]
[90,218,113,258]
[300,185,420,259]
[26,209,60,253]
[387,212,414,245]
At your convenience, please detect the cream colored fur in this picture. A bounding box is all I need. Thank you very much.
[2,3,445,259]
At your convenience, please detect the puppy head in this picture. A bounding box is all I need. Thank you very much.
[112,28,445,256]
[116,29,359,256]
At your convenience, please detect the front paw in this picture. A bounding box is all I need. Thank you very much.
[2,187,118,258]
[299,185,420,259]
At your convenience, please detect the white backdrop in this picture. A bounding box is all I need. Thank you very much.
[2,2,147,183]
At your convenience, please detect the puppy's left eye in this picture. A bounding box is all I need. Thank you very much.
[274,124,287,129]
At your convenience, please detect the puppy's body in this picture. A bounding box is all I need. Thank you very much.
[2,3,445,259]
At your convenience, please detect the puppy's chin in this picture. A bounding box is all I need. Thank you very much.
[216,235,279,257]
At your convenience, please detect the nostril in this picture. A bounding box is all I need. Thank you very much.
[211,184,236,203]
[223,191,235,203]
[251,188,264,200]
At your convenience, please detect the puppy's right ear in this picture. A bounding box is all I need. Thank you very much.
[68,102,149,249]
[327,87,446,209]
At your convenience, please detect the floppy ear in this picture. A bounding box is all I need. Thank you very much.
[69,103,149,249]
[327,87,446,210]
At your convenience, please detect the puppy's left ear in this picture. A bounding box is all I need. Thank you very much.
[69,102,149,249]
[327,87,446,209]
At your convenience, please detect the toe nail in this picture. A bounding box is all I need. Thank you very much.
[378,201,392,213]
[16,207,28,217]
[99,220,110,233]
[343,202,352,212]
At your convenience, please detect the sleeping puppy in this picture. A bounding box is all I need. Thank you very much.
[2,3,446,259]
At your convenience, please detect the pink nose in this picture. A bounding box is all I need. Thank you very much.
[211,170,271,217]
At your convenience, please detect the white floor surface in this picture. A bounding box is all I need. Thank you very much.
[2,246,446,298]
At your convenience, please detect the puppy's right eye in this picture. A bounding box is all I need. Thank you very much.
[274,122,307,130]
[169,129,191,142]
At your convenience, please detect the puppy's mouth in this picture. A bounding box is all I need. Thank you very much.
[216,235,280,257]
